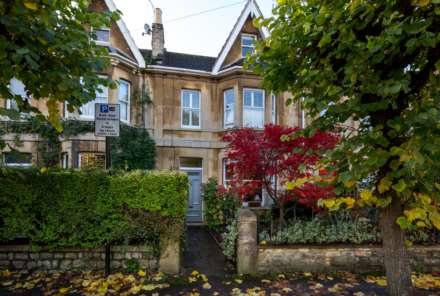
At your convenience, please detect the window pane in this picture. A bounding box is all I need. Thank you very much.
[242,36,255,46]
[244,90,252,106]
[120,102,128,121]
[191,92,200,109]
[96,84,108,100]
[191,110,200,127]
[225,89,234,105]
[180,157,202,168]
[242,47,254,57]
[119,81,129,102]
[182,91,190,107]
[182,109,190,126]
[253,91,264,107]
[243,107,264,128]
[93,29,110,42]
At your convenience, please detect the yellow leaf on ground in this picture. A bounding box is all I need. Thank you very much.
[137,270,146,277]
[58,287,70,294]
[202,282,212,289]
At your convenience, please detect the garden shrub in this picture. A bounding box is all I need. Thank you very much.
[0,168,188,252]
[259,212,381,245]
[203,178,237,231]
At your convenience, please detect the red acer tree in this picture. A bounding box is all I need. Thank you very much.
[223,124,338,226]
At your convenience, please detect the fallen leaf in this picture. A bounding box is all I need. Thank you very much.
[138,270,146,277]
[202,282,212,289]
[234,278,243,284]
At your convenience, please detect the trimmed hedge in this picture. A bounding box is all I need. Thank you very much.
[0,169,188,250]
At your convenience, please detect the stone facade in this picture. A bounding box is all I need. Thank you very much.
[0,245,157,273]
[237,209,440,275]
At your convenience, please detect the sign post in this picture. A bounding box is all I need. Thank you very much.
[95,103,120,277]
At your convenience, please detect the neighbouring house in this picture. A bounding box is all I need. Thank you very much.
[0,0,306,223]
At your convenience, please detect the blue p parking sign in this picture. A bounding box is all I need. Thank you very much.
[100,104,109,113]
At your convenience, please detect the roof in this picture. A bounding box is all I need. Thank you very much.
[141,49,216,72]
[104,0,146,68]
[212,0,268,74]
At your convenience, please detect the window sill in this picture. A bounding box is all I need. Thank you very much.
[181,126,201,131]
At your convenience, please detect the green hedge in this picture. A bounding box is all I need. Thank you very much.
[0,169,188,250]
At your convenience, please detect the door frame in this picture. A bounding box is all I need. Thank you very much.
[180,167,204,223]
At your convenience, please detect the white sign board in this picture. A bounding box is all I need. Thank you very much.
[95,103,120,137]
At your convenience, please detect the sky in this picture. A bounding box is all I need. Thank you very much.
[113,0,274,57]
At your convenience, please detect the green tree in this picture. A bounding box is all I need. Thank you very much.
[0,0,118,141]
[251,1,440,295]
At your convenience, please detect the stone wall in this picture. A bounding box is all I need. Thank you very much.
[236,209,440,275]
[0,245,157,273]
[257,245,440,274]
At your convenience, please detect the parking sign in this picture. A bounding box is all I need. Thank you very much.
[95,103,120,137]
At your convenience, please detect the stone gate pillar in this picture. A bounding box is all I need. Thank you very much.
[237,208,258,275]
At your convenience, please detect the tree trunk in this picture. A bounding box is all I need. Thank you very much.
[380,197,413,296]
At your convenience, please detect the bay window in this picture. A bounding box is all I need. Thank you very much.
[181,89,201,129]
[224,89,235,128]
[243,88,265,128]
[118,80,130,122]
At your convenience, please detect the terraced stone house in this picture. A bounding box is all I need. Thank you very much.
[0,0,305,223]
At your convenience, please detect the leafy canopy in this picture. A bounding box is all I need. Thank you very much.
[0,0,119,131]
[252,0,440,230]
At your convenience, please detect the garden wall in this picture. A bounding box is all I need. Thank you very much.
[0,245,157,272]
[257,245,440,274]
[237,209,440,275]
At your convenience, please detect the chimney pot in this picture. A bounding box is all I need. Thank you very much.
[155,8,162,24]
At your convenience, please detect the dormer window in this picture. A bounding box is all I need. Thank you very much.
[92,28,110,45]
[241,34,256,57]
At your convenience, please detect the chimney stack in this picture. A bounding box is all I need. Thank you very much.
[151,8,165,63]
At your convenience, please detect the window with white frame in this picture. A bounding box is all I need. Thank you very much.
[224,89,235,128]
[118,80,130,122]
[79,83,108,119]
[241,34,256,57]
[2,152,32,168]
[243,88,265,128]
[222,158,233,187]
[7,78,29,111]
[91,28,110,44]
[181,89,201,128]
[271,94,277,124]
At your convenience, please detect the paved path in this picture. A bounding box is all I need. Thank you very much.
[182,226,226,276]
